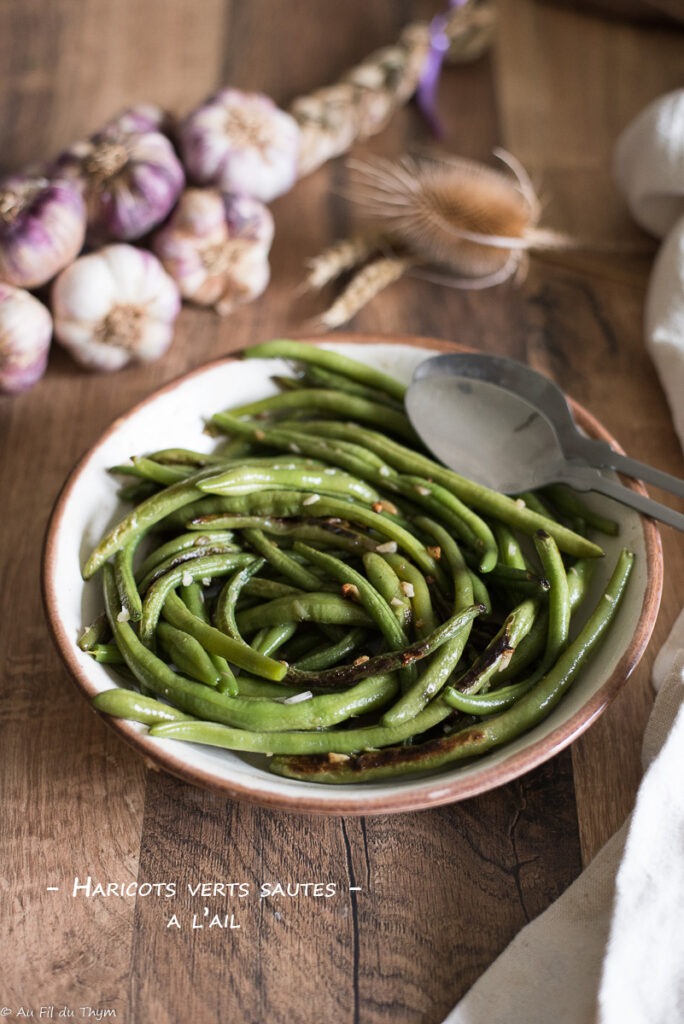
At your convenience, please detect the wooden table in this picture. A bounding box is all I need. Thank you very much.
[2,2,683,1021]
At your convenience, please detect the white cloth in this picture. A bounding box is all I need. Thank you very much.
[444,89,684,1024]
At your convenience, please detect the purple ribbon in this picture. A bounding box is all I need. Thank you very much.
[416,0,467,138]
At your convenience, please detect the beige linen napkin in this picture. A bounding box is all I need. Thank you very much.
[444,89,684,1024]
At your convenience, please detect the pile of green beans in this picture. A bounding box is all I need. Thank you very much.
[82,339,635,785]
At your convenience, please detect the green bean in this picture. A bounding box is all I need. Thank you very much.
[249,518,380,556]
[362,552,411,631]
[533,530,571,665]
[84,470,217,579]
[208,414,492,564]
[129,457,193,485]
[156,621,221,687]
[166,672,399,733]
[234,673,299,699]
[275,363,405,410]
[252,623,297,656]
[466,568,492,615]
[294,627,369,671]
[198,463,380,504]
[77,612,110,651]
[268,550,635,781]
[395,475,498,572]
[94,611,397,729]
[285,603,484,691]
[294,542,408,649]
[162,590,287,681]
[113,539,143,622]
[149,691,454,755]
[445,598,538,703]
[178,581,207,620]
[242,577,302,600]
[214,559,266,640]
[382,518,474,725]
[236,592,373,634]
[208,413,397,489]
[184,489,447,589]
[241,528,322,590]
[566,559,596,607]
[87,643,124,664]
[245,338,407,403]
[461,558,550,596]
[135,530,236,584]
[213,387,417,442]
[490,522,527,570]
[512,491,547,517]
[148,447,231,467]
[103,563,274,715]
[140,552,255,644]
[93,688,195,725]
[137,541,242,594]
[266,419,603,559]
[542,484,620,537]
[440,677,537,715]
[117,480,159,503]
[382,553,438,639]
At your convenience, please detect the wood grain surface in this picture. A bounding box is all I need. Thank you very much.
[1,2,683,1022]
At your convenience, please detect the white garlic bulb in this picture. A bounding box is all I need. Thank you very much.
[179,89,300,203]
[0,283,53,394]
[152,188,273,316]
[52,244,180,372]
[0,175,86,289]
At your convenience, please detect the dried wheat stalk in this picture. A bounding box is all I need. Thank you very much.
[318,255,413,329]
[305,235,380,290]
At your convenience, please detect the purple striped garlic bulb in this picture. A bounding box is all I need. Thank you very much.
[152,188,274,316]
[56,122,185,243]
[0,283,53,394]
[179,89,300,203]
[0,175,86,289]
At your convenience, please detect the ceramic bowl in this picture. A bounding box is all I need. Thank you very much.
[42,335,663,814]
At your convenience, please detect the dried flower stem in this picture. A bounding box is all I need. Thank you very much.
[289,0,495,177]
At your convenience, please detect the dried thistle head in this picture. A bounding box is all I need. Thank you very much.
[347,149,569,285]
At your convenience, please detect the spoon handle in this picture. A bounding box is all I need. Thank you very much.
[565,435,684,500]
[563,466,684,531]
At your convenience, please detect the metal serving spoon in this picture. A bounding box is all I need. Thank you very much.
[405,352,684,531]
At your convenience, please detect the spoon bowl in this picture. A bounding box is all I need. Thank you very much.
[406,352,684,530]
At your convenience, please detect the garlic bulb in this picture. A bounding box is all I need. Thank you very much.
[0,283,53,393]
[104,103,174,137]
[52,244,180,371]
[0,175,86,289]
[152,188,273,316]
[179,89,300,203]
[56,122,185,243]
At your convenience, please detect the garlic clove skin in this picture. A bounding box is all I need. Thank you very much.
[57,126,185,243]
[52,244,181,372]
[0,283,53,394]
[151,188,273,316]
[0,176,87,289]
[179,89,300,203]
